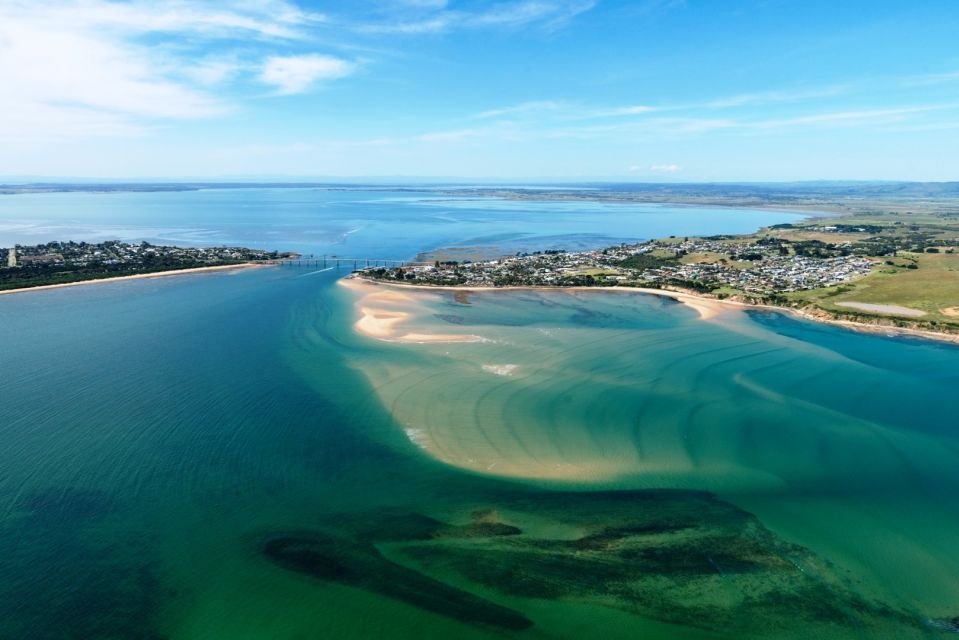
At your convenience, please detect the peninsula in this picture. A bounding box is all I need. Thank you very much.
[1,240,294,293]
[358,204,959,339]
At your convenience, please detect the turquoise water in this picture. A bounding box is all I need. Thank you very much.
[1,189,957,638]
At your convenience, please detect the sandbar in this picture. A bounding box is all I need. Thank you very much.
[339,277,482,343]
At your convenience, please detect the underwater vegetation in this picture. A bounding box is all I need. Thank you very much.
[261,514,532,632]
[261,489,936,637]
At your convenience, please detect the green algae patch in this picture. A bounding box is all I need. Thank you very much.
[261,529,533,631]
[262,489,929,637]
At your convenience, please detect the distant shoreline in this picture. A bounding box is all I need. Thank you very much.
[0,263,267,296]
[349,275,959,346]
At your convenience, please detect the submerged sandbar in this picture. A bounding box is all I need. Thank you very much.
[339,274,959,493]
[340,277,484,343]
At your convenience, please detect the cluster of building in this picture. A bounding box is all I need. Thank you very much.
[363,237,874,295]
[3,241,283,269]
[641,254,873,293]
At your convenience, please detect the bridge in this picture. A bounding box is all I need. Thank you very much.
[266,255,431,270]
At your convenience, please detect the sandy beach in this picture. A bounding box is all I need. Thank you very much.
[345,275,959,345]
[345,275,738,323]
[0,263,267,296]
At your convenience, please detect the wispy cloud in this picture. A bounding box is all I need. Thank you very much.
[649,163,681,173]
[628,163,682,174]
[415,101,959,150]
[417,128,489,142]
[183,57,245,86]
[260,55,355,95]
[0,0,356,141]
[474,101,564,119]
[457,83,959,144]
[15,0,326,40]
[590,105,658,117]
[358,0,596,34]
[704,85,849,109]
[903,70,959,86]
[473,100,657,121]
[751,106,942,130]
[0,9,223,125]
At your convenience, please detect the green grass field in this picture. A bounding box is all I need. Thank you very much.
[787,252,959,325]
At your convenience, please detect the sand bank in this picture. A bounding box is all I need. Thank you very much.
[339,277,482,343]
[0,263,266,296]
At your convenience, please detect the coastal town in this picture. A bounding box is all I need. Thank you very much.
[4,240,285,268]
[360,236,875,299]
[1,240,291,291]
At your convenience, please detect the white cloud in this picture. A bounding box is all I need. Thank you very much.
[751,106,940,130]
[650,163,681,173]
[417,127,487,142]
[0,0,347,141]
[385,0,450,8]
[704,86,848,109]
[904,70,959,86]
[359,0,595,34]
[474,101,563,119]
[592,105,657,117]
[0,11,224,138]
[470,0,595,29]
[183,58,244,86]
[36,0,326,39]
[260,54,355,95]
[473,101,657,121]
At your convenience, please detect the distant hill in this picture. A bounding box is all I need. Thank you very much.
[2,181,958,200]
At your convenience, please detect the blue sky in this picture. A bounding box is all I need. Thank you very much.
[1,0,958,181]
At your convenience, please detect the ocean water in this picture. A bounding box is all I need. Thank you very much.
[0,189,957,639]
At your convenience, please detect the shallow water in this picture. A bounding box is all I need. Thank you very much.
[342,284,959,620]
[0,189,957,638]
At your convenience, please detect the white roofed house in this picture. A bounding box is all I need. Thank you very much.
[5,247,16,268]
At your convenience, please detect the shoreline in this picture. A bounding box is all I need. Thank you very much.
[348,275,959,346]
[0,263,268,296]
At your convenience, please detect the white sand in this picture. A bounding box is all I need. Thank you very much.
[340,277,482,343]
